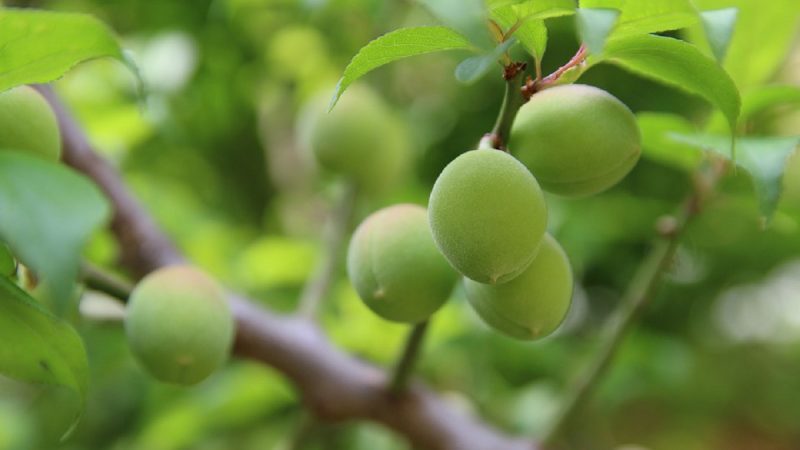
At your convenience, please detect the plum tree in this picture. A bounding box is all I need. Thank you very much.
[509,84,641,197]
[125,266,234,385]
[428,149,547,284]
[0,86,61,162]
[464,233,573,340]
[347,204,458,323]
[298,85,410,191]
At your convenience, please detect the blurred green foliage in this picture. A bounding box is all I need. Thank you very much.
[1,0,799,449]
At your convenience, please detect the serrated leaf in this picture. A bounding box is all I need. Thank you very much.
[0,274,88,437]
[576,8,619,55]
[508,0,576,20]
[700,8,737,63]
[455,38,517,84]
[330,26,473,110]
[671,133,800,219]
[0,9,134,92]
[637,112,703,171]
[0,152,110,314]
[490,0,575,65]
[595,34,740,144]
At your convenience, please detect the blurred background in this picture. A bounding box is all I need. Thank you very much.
[1,0,799,449]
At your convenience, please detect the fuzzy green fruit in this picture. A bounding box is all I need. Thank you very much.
[299,85,409,191]
[465,234,573,340]
[125,266,234,385]
[509,84,641,197]
[0,86,61,161]
[428,149,547,284]
[347,204,458,323]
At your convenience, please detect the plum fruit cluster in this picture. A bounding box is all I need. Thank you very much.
[337,84,639,338]
[125,266,234,385]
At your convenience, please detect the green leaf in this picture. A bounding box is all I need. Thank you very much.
[0,9,132,92]
[612,0,698,38]
[671,133,800,219]
[700,8,738,62]
[637,112,703,171]
[455,38,517,84]
[490,0,576,65]
[507,0,576,20]
[0,242,14,277]
[0,152,110,313]
[595,34,740,141]
[576,8,619,55]
[330,26,472,110]
[741,85,800,123]
[689,0,800,89]
[0,274,88,437]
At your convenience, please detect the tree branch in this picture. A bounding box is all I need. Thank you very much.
[38,85,535,450]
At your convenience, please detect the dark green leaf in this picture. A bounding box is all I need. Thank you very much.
[0,275,88,437]
[700,8,738,62]
[595,34,740,142]
[576,8,619,55]
[671,133,800,219]
[0,9,131,92]
[455,38,517,84]
[0,153,110,313]
[330,26,473,110]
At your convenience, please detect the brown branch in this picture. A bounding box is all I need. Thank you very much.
[37,85,536,450]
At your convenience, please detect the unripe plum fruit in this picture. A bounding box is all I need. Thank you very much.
[0,86,61,161]
[347,204,458,323]
[299,85,410,191]
[465,233,573,340]
[509,84,641,197]
[125,266,234,385]
[428,149,547,284]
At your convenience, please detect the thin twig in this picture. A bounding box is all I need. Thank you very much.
[540,160,727,447]
[487,63,527,150]
[297,182,358,318]
[389,320,430,395]
[80,261,134,301]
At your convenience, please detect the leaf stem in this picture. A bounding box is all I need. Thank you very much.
[487,63,527,150]
[297,182,358,318]
[80,262,133,302]
[389,320,430,395]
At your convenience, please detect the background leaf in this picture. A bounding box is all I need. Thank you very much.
[0,9,131,92]
[0,153,110,313]
[455,38,517,84]
[700,8,738,62]
[576,8,620,55]
[329,26,472,109]
[637,112,703,171]
[594,34,740,139]
[611,0,698,38]
[417,0,492,48]
[0,275,88,436]
[671,134,800,219]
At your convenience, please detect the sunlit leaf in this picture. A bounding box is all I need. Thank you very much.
[330,26,473,110]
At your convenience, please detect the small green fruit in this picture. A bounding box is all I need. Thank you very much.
[428,149,547,284]
[465,234,573,340]
[347,204,458,323]
[0,86,61,161]
[509,84,641,197]
[299,85,409,191]
[125,266,234,385]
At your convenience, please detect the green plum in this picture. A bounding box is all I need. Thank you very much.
[509,84,641,197]
[428,149,547,284]
[125,266,234,385]
[347,204,458,323]
[0,86,61,161]
[298,85,410,191]
[465,233,573,340]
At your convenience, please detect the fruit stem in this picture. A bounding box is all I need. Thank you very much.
[540,160,727,448]
[297,181,358,318]
[487,64,527,150]
[389,320,430,395]
[81,262,134,302]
